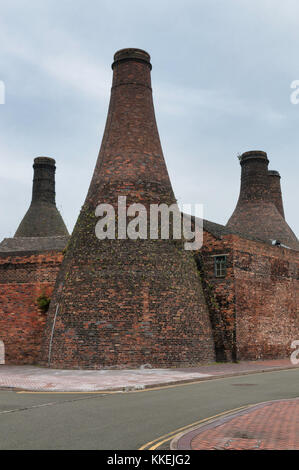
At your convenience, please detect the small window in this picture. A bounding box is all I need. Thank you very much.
[214,255,227,278]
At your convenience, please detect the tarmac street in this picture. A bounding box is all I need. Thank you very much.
[0,368,298,450]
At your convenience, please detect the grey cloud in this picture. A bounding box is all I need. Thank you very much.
[0,0,298,240]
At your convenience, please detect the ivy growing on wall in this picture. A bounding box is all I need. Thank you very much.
[36,293,51,313]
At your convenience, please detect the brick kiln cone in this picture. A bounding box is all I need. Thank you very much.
[14,157,69,237]
[40,48,215,369]
[226,151,298,250]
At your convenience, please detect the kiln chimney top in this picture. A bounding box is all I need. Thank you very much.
[14,157,69,238]
[112,48,151,69]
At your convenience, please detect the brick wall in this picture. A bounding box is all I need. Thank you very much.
[232,236,299,360]
[0,231,297,365]
[200,231,299,361]
[199,231,236,361]
[0,250,63,364]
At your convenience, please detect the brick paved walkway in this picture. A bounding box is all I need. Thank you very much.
[174,399,299,450]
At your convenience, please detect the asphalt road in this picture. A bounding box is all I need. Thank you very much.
[0,368,298,450]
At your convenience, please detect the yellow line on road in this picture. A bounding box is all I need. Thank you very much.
[139,404,252,450]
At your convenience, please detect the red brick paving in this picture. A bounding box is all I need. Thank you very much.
[176,399,299,450]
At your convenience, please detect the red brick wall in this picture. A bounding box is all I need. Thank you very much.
[200,231,299,361]
[199,232,236,361]
[232,237,299,360]
[0,251,63,364]
[0,232,297,365]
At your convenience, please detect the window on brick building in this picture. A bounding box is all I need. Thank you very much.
[214,255,227,278]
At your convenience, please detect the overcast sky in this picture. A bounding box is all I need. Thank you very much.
[1,0,298,241]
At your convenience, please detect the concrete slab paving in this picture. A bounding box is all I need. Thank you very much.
[0,359,297,392]
[0,365,211,391]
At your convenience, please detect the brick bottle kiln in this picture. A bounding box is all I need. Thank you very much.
[40,48,215,369]
[0,157,69,363]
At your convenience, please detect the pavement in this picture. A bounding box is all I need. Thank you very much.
[171,398,299,450]
[0,358,298,392]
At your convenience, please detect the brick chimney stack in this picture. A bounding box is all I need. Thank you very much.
[236,151,270,202]
[268,170,285,219]
[226,151,298,250]
[85,48,174,208]
[15,157,69,237]
[31,157,56,205]
[40,48,215,369]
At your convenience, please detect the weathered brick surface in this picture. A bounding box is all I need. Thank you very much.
[233,236,299,360]
[268,170,285,219]
[15,157,69,238]
[0,251,63,364]
[226,151,298,250]
[198,231,236,362]
[200,230,299,361]
[39,49,215,369]
[0,219,297,366]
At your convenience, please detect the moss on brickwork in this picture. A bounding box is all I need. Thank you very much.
[37,293,51,313]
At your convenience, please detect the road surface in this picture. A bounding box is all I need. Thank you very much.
[0,368,298,449]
